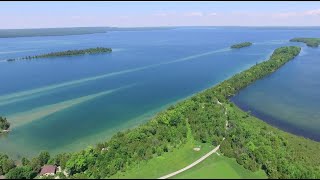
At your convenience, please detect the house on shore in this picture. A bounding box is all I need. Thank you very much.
[39,165,57,176]
[0,175,5,179]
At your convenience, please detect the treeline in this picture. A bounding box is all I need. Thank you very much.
[0,27,109,38]
[188,46,320,178]
[0,151,64,179]
[0,117,10,133]
[7,47,112,62]
[230,42,252,49]
[1,46,320,179]
[62,102,192,178]
[290,38,320,47]
[0,103,192,178]
[52,46,318,178]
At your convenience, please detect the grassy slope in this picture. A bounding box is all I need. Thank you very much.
[110,120,266,179]
[109,120,211,179]
[109,140,213,179]
[173,153,266,179]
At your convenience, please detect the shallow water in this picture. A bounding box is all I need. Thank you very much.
[0,27,319,158]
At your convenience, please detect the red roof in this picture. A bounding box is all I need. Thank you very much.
[40,165,57,175]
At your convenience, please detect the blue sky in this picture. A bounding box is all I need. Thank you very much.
[1,1,320,29]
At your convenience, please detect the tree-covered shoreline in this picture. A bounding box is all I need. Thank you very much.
[7,47,112,62]
[230,42,252,49]
[0,117,10,134]
[290,38,320,47]
[1,46,320,179]
[0,27,109,38]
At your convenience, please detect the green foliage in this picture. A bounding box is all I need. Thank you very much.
[38,151,50,166]
[62,46,318,179]
[29,157,41,173]
[231,42,253,49]
[0,154,15,175]
[172,154,267,179]
[199,46,320,178]
[5,166,35,179]
[0,27,109,38]
[1,46,320,179]
[23,47,112,59]
[69,173,90,179]
[0,117,10,131]
[53,153,70,169]
[21,157,30,166]
[65,147,98,175]
[290,38,320,47]
[7,47,112,62]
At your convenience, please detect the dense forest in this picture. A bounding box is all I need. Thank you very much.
[0,117,10,133]
[1,46,320,179]
[290,38,320,47]
[230,42,252,49]
[7,47,112,62]
[0,151,57,179]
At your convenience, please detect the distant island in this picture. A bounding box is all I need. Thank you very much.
[290,38,320,47]
[0,27,109,38]
[0,116,10,134]
[0,27,177,38]
[7,47,112,61]
[230,42,252,49]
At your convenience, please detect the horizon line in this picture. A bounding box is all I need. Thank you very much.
[1,25,320,30]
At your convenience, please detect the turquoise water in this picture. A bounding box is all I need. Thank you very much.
[0,27,319,158]
[232,45,320,142]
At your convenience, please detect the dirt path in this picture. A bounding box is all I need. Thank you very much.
[158,100,229,179]
[158,141,223,179]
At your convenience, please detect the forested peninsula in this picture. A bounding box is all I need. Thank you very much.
[0,27,176,38]
[230,42,252,49]
[0,27,109,38]
[290,38,320,47]
[1,46,320,179]
[7,47,112,62]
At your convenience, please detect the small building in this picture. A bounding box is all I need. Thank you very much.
[40,165,57,176]
[0,175,5,179]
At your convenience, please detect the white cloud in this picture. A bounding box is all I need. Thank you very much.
[271,8,320,18]
[305,9,320,16]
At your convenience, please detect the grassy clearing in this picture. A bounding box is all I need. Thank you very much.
[110,119,266,179]
[172,153,267,179]
[109,141,213,179]
[109,119,214,179]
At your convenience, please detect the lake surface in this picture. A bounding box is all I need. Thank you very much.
[0,27,319,158]
[231,44,320,142]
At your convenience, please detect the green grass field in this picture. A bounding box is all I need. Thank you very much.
[110,119,267,179]
[109,119,214,179]
[109,140,214,179]
[173,153,267,179]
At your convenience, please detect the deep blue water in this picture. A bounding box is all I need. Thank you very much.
[0,27,319,158]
